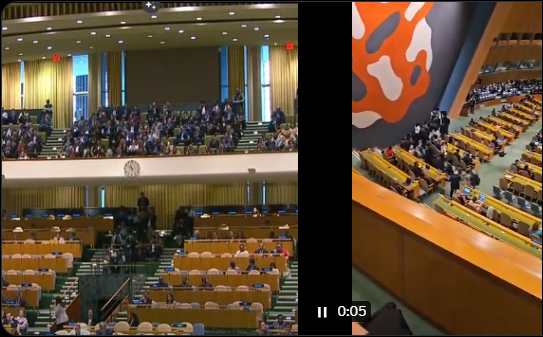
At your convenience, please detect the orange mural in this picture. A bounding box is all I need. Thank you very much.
[352,2,434,127]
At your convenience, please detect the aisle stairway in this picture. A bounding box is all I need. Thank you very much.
[236,121,271,152]
[266,260,298,327]
[38,128,67,159]
[109,248,175,323]
[28,275,80,333]
[76,249,108,277]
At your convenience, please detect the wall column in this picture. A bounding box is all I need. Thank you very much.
[84,185,99,208]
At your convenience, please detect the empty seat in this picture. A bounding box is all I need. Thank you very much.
[137,322,153,333]
[204,301,219,310]
[236,285,249,292]
[114,321,130,334]
[157,323,171,334]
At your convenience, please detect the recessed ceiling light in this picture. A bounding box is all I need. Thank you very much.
[90,31,96,35]
[254,27,260,31]
[4,46,9,50]
[160,41,166,44]
[46,27,52,31]
[17,58,22,62]
[33,40,38,44]
[18,53,23,56]
[275,15,281,19]
[106,34,111,38]
[47,46,52,50]
[16,37,23,42]
[178,30,184,34]
[147,34,153,38]
[274,42,278,46]
[76,20,83,24]
[264,34,270,38]
[228,11,235,15]
[120,21,127,24]
[118,40,124,44]
[164,26,171,31]
[67,53,71,57]
[190,36,197,40]
[120,26,131,30]
[41,56,46,60]
[89,46,94,49]
[76,40,81,44]
[232,38,238,42]
[196,17,203,21]
[241,24,247,28]
[151,15,157,19]
[222,31,228,36]
[2,27,7,31]
[274,19,285,24]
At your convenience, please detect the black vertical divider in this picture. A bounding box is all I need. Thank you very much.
[298,2,353,335]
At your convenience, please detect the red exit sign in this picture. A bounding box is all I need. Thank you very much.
[52,53,62,63]
[285,41,294,51]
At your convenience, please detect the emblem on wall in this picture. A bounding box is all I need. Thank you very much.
[352,2,434,128]
[124,160,141,177]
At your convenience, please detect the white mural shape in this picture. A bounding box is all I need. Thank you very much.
[352,111,382,129]
[367,55,404,101]
[352,2,365,40]
[406,18,433,71]
[405,2,425,21]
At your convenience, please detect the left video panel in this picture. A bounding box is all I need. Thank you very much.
[1,2,298,335]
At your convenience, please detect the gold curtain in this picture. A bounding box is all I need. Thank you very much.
[88,53,101,115]
[266,183,298,205]
[105,183,246,228]
[270,46,298,116]
[228,46,244,100]
[24,58,73,128]
[2,63,21,109]
[247,46,261,121]
[5,186,85,217]
[108,51,122,107]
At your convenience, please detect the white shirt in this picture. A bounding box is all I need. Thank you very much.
[55,304,69,324]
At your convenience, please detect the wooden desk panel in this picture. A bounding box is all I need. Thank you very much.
[195,215,298,227]
[499,112,530,127]
[450,133,493,159]
[352,171,542,334]
[147,287,272,309]
[435,195,541,258]
[2,285,41,308]
[394,147,447,184]
[128,305,260,329]
[504,171,542,194]
[2,254,71,273]
[173,254,288,274]
[510,109,538,121]
[522,151,542,166]
[2,241,82,258]
[194,226,298,240]
[468,189,541,229]
[2,269,56,291]
[360,149,420,198]
[483,116,522,135]
[2,218,113,232]
[1,228,96,247]
[184,240,293,255]
[160,271,280,292]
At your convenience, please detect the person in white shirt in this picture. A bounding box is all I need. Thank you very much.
[52,296,69,332]
[234,243,247,257]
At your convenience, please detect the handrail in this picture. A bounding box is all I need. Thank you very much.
[100,277,131,313]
